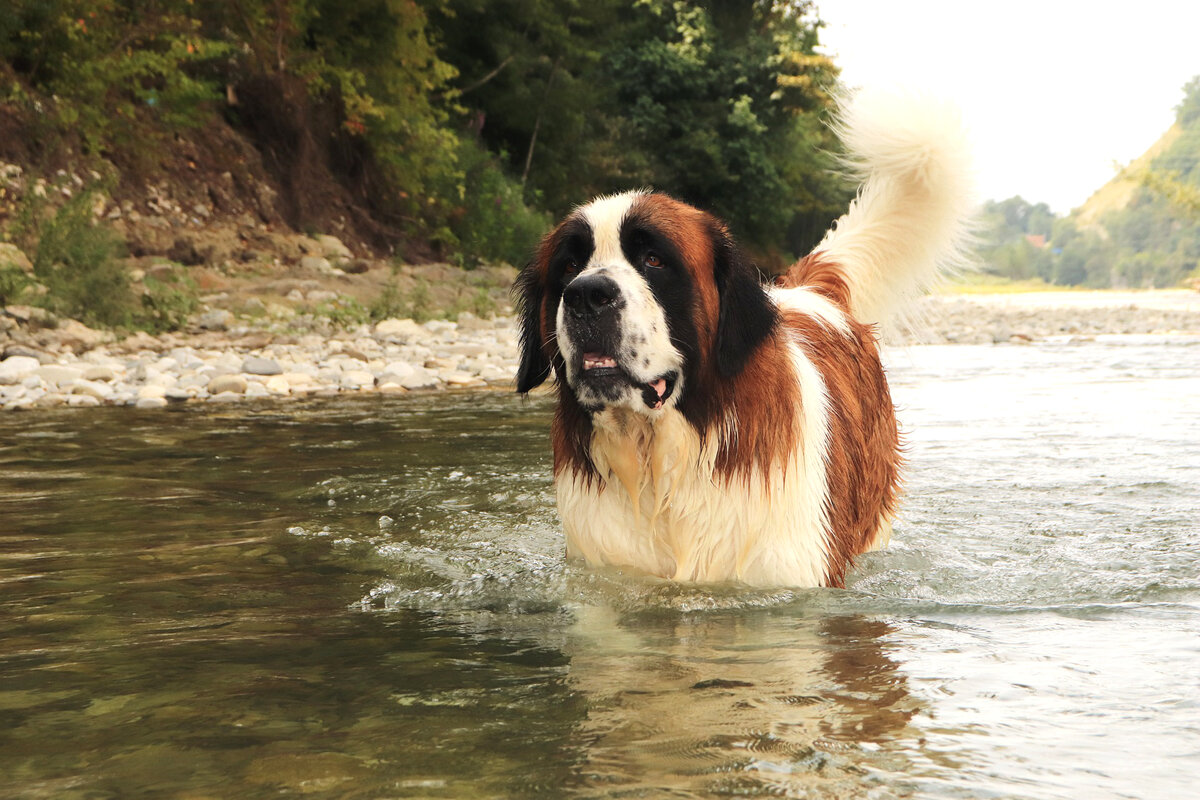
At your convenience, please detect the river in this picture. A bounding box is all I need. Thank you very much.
[1,337,1197,799]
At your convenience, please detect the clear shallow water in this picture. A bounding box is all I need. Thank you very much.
[1,338,1197,799]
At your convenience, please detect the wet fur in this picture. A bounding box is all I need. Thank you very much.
[515,91,973,587]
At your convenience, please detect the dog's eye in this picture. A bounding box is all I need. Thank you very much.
[564,257,580,274]
[643,252,663,269]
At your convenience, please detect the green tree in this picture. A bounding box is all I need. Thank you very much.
[603,0,845,257]
[431,0,848,259]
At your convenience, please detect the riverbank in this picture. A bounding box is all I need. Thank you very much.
[894,289,1200,344]
[1,290,1198,410]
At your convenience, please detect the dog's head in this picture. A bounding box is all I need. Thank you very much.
[515,191,778,417]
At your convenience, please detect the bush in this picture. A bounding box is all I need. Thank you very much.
[436,139,551,268]
[0,264,31,305]
[139,271,199,333]
[31,189,134,328]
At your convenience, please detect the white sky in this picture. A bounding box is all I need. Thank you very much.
[815,1,1200,213]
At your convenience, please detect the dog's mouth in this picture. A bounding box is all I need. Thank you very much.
[579,351,677,410]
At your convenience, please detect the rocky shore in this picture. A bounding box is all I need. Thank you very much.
[0,311,519,410]
[1,290,1198,411]
[893,290,1200,345]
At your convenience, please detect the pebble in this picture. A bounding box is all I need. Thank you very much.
[243,356,283,375]
[70,379,113,400]
[196,309,234,331]
[82,365,118,382]
[208,374,248,394]
[36,365,84,386]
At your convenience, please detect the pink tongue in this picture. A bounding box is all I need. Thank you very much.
[649,378,667,409]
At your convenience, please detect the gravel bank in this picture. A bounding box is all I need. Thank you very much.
[2,291,1198,410]
[896,290,1200,345]
[0,312,520,411]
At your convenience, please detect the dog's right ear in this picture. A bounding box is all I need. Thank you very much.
[514,264,551,393]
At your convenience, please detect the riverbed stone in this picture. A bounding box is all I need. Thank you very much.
[67,394,101,407]
[374,318,426,341]
[3,344,54,363]
[265,375,290,395]
[300,255,343,276]
[454,311,492,332]
[424,356,459,371]
[315,234,352,261]
[442,342,490,357]
[341,369,375,389]
[35,365,84,386]
[70,379,113,400]
[82,365,118,382]
[282,371,316,387]
[208,374,248,394]
[398,369,440,391]
[196,309,234,331]
[136,396,168,409]
[478,364,514,383]
[242,356,283,375]
[440,370,483,387]
[0,355,41,384]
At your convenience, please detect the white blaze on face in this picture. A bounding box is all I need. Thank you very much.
[556,191,683,414]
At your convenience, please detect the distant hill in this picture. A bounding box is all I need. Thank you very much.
[977,76,1200,289]
[1074,124,1182,229]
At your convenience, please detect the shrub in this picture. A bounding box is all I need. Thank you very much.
[138,271,199,333]
[436,139,550,268]
[0,264,31,305]
[31,189,134,328]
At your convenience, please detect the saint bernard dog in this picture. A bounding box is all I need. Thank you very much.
[515,90,974,588]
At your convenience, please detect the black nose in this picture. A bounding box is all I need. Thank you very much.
[563,274,621,315]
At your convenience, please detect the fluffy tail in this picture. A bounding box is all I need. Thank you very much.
[815,89,976,331]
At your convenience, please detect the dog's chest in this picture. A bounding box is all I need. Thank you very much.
[554,409,829,586]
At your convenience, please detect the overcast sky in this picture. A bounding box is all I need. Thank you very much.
[815,1,1200,213]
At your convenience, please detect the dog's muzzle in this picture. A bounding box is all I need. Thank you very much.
[561,273,677,411]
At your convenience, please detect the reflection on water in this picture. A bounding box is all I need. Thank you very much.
[0,338,1197,799]
[562,609,919,797]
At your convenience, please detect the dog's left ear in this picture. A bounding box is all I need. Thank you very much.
[711,225,778,379]
[514,264,551,393]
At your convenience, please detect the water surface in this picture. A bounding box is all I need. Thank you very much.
[1,338,1198,799]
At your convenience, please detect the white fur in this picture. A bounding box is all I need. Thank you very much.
[768,285,853,335]
[818,88,976,334]
[558,336,834,587]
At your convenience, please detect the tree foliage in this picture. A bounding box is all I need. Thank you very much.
[430,0,848,260]
[2,0,851,265]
